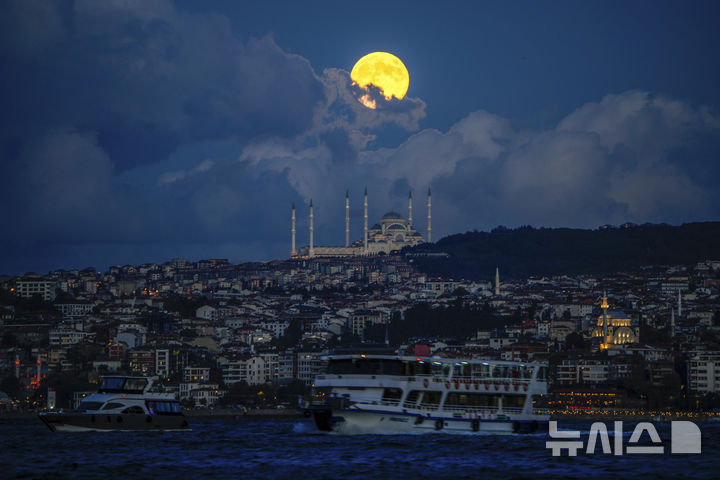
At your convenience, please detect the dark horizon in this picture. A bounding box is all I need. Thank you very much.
[4,219,719,278]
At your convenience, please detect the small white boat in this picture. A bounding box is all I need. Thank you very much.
[39,376,190,432]
[304,354,549,434]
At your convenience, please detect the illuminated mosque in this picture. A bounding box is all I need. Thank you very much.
[291,189,431,258]
[591,293,639,350]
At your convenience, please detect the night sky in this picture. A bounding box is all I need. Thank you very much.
[2,0,720,274]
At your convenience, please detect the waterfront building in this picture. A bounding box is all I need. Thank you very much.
[688,351,720,393]
[297,351,328,385]
[219,354,279,385]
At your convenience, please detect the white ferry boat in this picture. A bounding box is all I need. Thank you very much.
[39,376,190,432]
[305,355,549,434]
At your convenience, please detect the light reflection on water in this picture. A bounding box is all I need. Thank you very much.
[1,418,718,479]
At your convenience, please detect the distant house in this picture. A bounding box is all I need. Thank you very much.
[196,305,217,321]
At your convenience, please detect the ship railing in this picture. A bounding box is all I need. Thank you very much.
[449,375,533,383]
[417,375,535,383]
[442,405,499,414]
[315,374,539,384]
[441,405,524,414]
[400,401,440,411]
[500,407,523,414]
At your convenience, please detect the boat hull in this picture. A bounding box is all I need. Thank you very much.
[39,412,191,432]
[311,408,547,435]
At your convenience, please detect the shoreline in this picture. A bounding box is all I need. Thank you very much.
[0,408,302,421]
[551,412,718,422]
[2,409,717,422]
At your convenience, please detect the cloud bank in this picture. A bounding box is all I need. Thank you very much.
[0,0,718,273]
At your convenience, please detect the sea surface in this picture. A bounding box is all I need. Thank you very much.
[1,417,718,479]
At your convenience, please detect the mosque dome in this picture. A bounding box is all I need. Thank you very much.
[380,211,404,221]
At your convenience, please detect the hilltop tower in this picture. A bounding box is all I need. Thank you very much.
[291,202,296,256]
[309,199,315,258]
[345,190,350,247]
[678,290,683,317]
[363,188,368,254]
[408,190,413,228]
[427,188,432,243]
[671,308,676,337]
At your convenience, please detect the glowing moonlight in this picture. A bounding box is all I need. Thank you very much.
[350,52,409,109]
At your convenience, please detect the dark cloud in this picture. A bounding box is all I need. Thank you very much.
[1,1,718,274]
[1,0,326,170]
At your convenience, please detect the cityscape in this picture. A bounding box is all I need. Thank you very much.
[3,231,720,417]
[3,0,720,478]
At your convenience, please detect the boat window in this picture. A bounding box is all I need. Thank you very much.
[125,378,148,392]
[327,359,353,374]
[101,402,126,410]
[531,394,547,408]
[445,393,499,408]
[99,377,148,393]
[327,358,407,376]
[381,360,404,376]
[146,400,183,415]
[453,364,471,378]
[75,401,105,412]
[100,378,125,391]
[404,390,421,405]
[121,406,145,414]
[381,388,403,403]
[431,363,450,377]
[471,364,490,378]
[492,365,508,379]
[520,366,534,380]
[405,361,432,376]
[503,395,525,409]
[420,391,442,406]
[537,367,547,381]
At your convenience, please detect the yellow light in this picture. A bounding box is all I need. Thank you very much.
[350,52,409,108]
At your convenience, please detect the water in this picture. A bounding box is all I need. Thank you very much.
[1,417,718,479]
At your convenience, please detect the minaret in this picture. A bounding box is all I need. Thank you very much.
[309,199,315,258]
[408,190,413,229]
[363,188,368,253]
[427,188,432,242]
[345,190,350,248]
[495,267,500,296]
[291,202,296,256]
[601,291,610,350]
[678,290,682,317]
[670,307,676,337]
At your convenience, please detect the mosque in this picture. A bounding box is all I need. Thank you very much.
[591,293,639,350]
[291,189,431,258]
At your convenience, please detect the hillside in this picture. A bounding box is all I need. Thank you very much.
[405,222,720,280]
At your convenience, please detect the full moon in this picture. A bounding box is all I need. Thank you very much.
[350,52,409,109]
